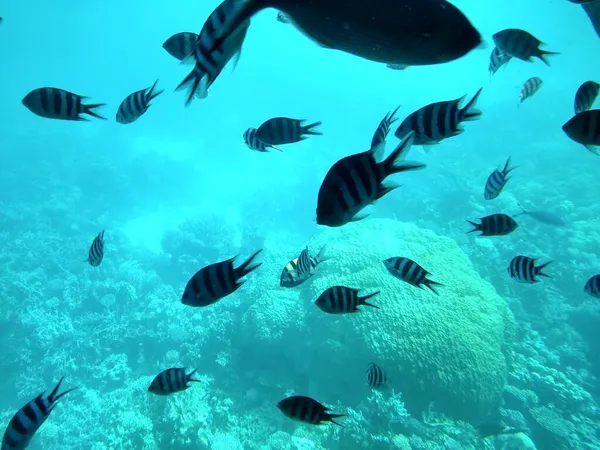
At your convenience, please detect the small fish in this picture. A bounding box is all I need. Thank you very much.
[394,88,482,147]
[383,257,442,294]
[488,46,512,75]
[277,395,344,426]
[315,286,380,314]
[514,205,566,226]
[87,230,105,267]
[562,109,600,155]
[386,64,409,71]
[467,213,518,236]
[365,363,387,388]
[316,132,425,227]
[575,81,600,114]
[22,88,106,121]
[181,250,262,307]
[507,256,552,283]
[162,32,198,61]
[584,274,600,298]
[254,117,322,146]
[116,80,163,124]
[280,245,328,288]
[206,0,483,67]
[475,423,523,439]
[1,377,76,450]
[519,77,543,104]
[243,128,280,152]
[276,11,290,23]
[484,157,516,200]
[492,29,559,66]
[148,368,200,395]
[371,106,400,161]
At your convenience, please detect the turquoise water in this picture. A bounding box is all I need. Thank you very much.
[1,0,599,448]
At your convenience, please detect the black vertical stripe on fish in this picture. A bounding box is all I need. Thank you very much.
[243,128,280,152]
[315,286,380,314]
[492,29,558,66]
[87,230,105,267]
[488,47,512,76]
[316,131,425,227]
[207,0,483,67]
[562,109,600,155]
[254,117,322,145]
[484,157,516,200]
[163,32,199,61]
[394,88,482,146]
[575,81,600,114]
[148,368,200,395]
[467,214,518,236]
[507,255,552,283]
[277,395,344,426]
[116,80,164,124]
[365,363,387,388]
[280,245,328,287]
[519,77,543,104]
[181,249,262,307]
[371,106,400,161]
[584,274,600,298]
[383,257,442,294]
[22,88,106,121]
[2,378,76,450]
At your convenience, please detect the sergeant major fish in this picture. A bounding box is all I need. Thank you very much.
[484,157,516,200]
[508,255,552,283]
[488,46,512,76]
[574,81,600,114]
[584,274,600,298]
[243,128,280,152]
[277,395,344,426]
[383,256,442,294]
[394,88,482,149]
[519,77,543,105]
[467,213,518,236]
[366,363,387,388]
[22,88,106,121]
[562,109,600,155]
[181,250,262,307]
[492,29,559,66]
[255,117,322,146]
[1,377,76,450]
[87,230,105,267]
[315,286,380,314]
[148,368,200,395]
[116,80,163,124]
[280,245,328,287]
[316,132,425,227]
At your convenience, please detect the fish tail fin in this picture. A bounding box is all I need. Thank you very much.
[424,279,442,295]
[466,220,481,234]
[460,87,483,121]
[503,156,517,176]
[538,50,559,67]
[326,413,345,426]
[235,249,263,278]
[536,261,553,278]
[301,120,323,136]
[315,245,329,263]
[176,66,207,107]
[147,79,164,102]
[187,369,202,382]
[384,131,426,175]
[359,290,381,309]
[82,103,107,120]
[209,0,266,53]
[50,377,78,403]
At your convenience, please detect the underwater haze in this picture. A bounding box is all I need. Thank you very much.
[1,0,600,448]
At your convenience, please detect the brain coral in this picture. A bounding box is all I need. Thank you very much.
[301,219,515,420]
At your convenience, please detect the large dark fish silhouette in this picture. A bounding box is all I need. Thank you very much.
[582,1,600,37]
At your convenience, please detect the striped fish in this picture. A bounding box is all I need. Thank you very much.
[116,80,163,124]
[519,77,543,104]
[277,395,344,426]
[176,0,249,105]
[383,257,442,294]
[467,213,518,236]
[394,88,482,147]
[575,81,600,114]
[492,28,558,66]
[315,286,380,314]
[280,245,328,288]
[163,32,198,61]
[562,109,600,155]
[484,157,516,200]
[255,117,322,146]
[316,132,425,227]
[371,106,400,161]
[243,128,280,152]
[507,256,552,283]
[585,274,600,298]
[1,377,76,450]
[181,249,262,307]
[365,363,387,388]
[21,88,106,121]
[488,46,511,76]
[87,230,105,267]
[148,368,200,395]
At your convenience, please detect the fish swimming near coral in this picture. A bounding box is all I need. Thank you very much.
[280,245,328,287]
[475,423,524,439]
[365,363,387,388]
[507,255,552,283]
[87,230,105,267]
[467,213,518,236]
[148,368,201,395]
[277,395,345,425]
[383,257,442,294]
[514,205,566,227]
[315,286,380,314]
[181,249,262,307]
[1,377,76,450]
[22,88,106,121]
[484,157,516,200]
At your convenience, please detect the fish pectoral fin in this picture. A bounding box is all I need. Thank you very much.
[584,144,600,155]
[350,213,370,222]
